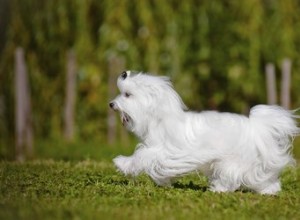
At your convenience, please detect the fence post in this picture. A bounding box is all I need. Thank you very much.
[64,50,77,141]
[265,63,277,105]
[15,47,33,161]
[281,58,291,109]
[107,54,126,145]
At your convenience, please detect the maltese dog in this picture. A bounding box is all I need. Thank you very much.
[109,70,299,194]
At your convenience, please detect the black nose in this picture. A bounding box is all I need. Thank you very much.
[109,102,115,109]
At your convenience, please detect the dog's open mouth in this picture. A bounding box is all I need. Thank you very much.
[120,111,132,127]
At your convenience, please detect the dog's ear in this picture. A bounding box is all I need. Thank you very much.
[121,71,127,80]
[151,76,188,112]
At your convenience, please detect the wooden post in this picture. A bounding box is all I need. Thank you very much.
[281,58,291,109]
[265,63,277,105]
[15,47,33,161]
[64,50,77,141]
[107,54,126,145]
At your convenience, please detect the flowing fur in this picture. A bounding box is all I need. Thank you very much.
[110,71,300,194]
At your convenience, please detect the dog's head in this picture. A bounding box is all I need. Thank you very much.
[109,71,187,137]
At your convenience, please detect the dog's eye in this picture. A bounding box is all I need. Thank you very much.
[125,92,131,98]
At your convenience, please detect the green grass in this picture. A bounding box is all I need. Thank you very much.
[1,138,300,219]
[33,139,136,162]
[32,137,300,162]
[1,159,300,220]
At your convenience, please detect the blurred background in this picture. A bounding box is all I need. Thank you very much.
[0,0,300,161]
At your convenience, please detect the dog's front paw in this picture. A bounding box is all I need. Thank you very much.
[113,155,133,176]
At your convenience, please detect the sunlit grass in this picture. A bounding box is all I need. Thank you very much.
[0,160,299,220]
[0,137,299,219]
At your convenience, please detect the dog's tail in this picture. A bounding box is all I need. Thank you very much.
[249,105,300,169]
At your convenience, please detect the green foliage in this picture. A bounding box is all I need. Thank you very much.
[1,160,300,219]
[1,0,300,156]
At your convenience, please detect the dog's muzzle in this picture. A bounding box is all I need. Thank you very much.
[109,101,130,126]
[109,101,119,111]
[109,102,115,109]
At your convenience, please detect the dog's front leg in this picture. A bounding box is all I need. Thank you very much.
[113,144,155,177]
[113,155,142,177]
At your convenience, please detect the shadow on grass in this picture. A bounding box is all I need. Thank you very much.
[108,179,132,186]
[108,179,208,191]
[173,182,256,194]
[173,181,208,192]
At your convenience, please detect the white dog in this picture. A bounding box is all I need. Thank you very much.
[110,71,299,194]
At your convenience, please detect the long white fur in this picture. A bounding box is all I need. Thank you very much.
[110,71,300,194]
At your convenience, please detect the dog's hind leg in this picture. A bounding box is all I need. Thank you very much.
[209,177,240,193]
[209,161,242,193]
[247,175,281,195]
[241,164,283,195]
[255,180,281,195]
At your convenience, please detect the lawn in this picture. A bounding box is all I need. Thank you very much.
[0,140,300,220]
[1,161,300,219]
